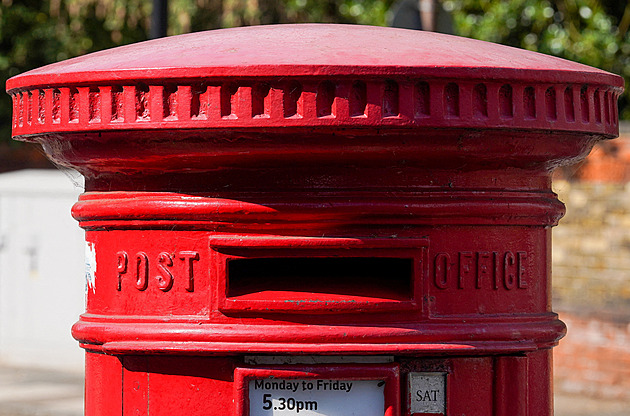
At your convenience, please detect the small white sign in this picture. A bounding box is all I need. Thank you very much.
[408,372,447,414]
[249,378,384,416]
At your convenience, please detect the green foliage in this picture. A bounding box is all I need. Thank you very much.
[0,0,394,144]
[448,0,630,118]
[168,0,392,32]
[0,0,151,144]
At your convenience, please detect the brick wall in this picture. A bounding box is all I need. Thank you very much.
[552,124,630,400]
[552,181,630,311]
[554,313,630,401]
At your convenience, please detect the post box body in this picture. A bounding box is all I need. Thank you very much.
[7,25,623,416]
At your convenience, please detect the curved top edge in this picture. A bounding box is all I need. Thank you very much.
[6,24,624,91]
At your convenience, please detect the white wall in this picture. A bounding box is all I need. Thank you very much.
[0,169,85,372]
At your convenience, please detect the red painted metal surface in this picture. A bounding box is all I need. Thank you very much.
[7,24,623,416]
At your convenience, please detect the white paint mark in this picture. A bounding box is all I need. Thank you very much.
[85,241,96,295]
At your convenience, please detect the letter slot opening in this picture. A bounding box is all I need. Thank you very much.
[227,257,414,301]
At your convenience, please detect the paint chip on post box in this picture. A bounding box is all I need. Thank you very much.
[85,241,96,295]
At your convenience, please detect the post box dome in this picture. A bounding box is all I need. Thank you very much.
[7,24,624,139]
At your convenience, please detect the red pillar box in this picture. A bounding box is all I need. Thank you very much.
[7,25,623,416]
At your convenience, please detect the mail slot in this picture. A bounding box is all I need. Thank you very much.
[7,24,623,416]
[211,236,426,313]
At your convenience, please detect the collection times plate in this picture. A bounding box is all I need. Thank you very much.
[249,378,385,416]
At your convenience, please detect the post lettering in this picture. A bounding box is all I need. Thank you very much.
[115,250,200,292]
[517,251,528,288]
[503,251,516,290]
[493,251,500,290]
[458,252,473,289]
[135,252,149,291]
[431,250,530,291]
[416,390,440,402]
[433,252,450,289]
[116,251,128,291]
[476,251,491,289]
[179,251,200,292]
[155,252,174,291]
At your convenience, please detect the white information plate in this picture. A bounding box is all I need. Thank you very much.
[249,378,385,416]
[408,372,447,414]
